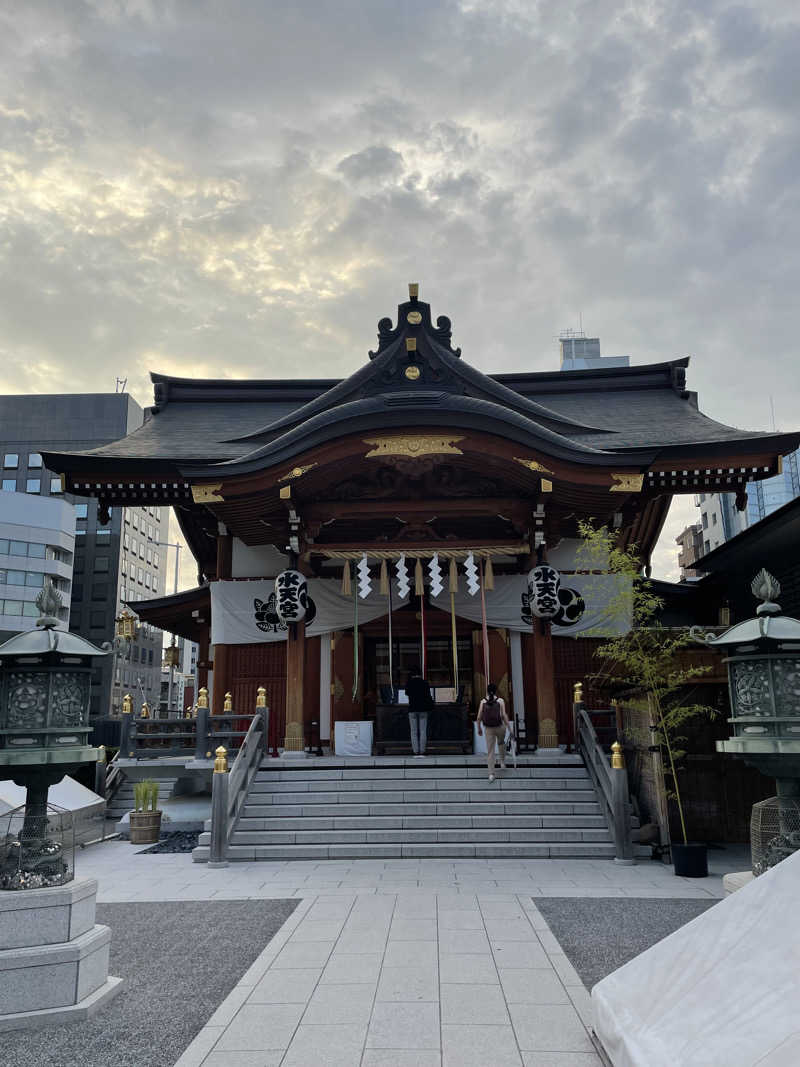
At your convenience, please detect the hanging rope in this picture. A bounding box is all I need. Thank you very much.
[341,560,351,596]
[321,544,529,562]
[450,590,459,693]
[388,573,394,694]
[479,557,491,685]
[420,584,427,677]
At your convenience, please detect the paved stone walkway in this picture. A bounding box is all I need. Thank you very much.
[74,843,744,1065]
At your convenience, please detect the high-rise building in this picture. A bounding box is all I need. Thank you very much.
[695,448,800,557]
[558,331,630,371]
[0,394,165,720]
[675,522,704,579]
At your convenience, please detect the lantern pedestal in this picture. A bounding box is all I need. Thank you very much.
[0,878,122,1032]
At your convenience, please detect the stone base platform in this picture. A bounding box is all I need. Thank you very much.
[0,878,122,1032]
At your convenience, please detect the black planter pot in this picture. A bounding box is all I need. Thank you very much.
[672,842,708,878]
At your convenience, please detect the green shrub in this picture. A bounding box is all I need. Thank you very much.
[133,779,160,812]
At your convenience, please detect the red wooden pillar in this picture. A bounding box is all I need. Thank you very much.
[532,619,558,749]
[284,620,306,752]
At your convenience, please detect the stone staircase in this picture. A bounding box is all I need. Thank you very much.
[194,756,624,861]
[106,774,178,820]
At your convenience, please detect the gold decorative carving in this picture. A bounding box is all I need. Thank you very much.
[284,721,304,752]
[364,436,464,459]
[408,282,419,299]
[540,478,553,493]
[513,457,553,475]
[405,337,417,352]
[537,717,559,748]
[279,485,292,500]
[191,483,223,503]
[405,365,420,380]
[333,675,344,701]
[610,472,644,493]
[407,310,422,325]
[278,464,317,483]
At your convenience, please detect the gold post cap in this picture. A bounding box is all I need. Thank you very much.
[256,686,267,708]
[214,745,229,773]
[98,745,106,763]
[122,693,133,714]
[611,741,625,769]
[573,681,584,701]
[197,687,209,709]
[224,691,233,712]
[140,702,150,719]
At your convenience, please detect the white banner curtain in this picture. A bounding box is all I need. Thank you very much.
[211,572,630,646]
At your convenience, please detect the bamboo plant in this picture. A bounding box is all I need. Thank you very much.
[133,779,160,813]
[577,521,715,846]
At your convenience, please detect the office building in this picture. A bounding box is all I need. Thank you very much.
[0,394,166,719]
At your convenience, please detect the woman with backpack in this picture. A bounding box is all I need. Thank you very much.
[476,682,511,782]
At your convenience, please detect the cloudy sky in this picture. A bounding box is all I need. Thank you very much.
[2,0,798,586]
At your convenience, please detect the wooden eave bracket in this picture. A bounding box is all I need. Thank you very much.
[191,482,224,503]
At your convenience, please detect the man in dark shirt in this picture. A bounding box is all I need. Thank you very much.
[406,667,433,757]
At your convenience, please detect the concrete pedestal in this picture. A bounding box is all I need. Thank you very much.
[0,878,122,1032]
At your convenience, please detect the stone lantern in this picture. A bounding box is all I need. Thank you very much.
[696,570,800,871]
[0,581,122,1029]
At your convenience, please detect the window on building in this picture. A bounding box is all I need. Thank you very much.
[22,602,39,617]
[94,557,110,573]
[121,561,127,575]
[27,543,45,558]
[5,570,25,585]
[0,540,7,554]
[155,508,161,521]
[96,529,110,539]
[139,543,145,559]
[25,479,40,494]
[144,573,151,589]
[28,453,42,469]
[131,537,137,555]
[137,567,144,584]
[152,577,158,594]
[75,503,88,519]
[704,540,710,553]
[25,573,44,587]
[72,584,83,602]
[3,454,18,469]
[702,513,708,529]
[1,479,16,492]
[712,512,718,525]
[2,600,23,615]
[153,552,160,568]
[132,514,138,530]
[123,534,130,550]
[9,541,26,556]
[90,611,105,629]
[124,511,130,525]
[146,548,152,564]
[147,524,154,539]
[50,477,63,493]
[91,583,108,601]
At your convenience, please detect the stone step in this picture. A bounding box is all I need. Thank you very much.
[241,800,603,819]
[235,813,610,831]
[249,776,592,793]
[253,765,590,782]
[192,840,619,862]
[226,827,614,845]
[243,788,597,807]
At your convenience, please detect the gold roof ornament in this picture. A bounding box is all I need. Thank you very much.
[278,464,318,483]
[610,472,644,492]
[191,482,224,503]
[363,435,464,459]
[513,457,553,475]
[408,282,419,300]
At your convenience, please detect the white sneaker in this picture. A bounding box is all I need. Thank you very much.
[414,754,425,759]
[488,773,495,782]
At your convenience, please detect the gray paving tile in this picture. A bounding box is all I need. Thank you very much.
[521,1053,602,1066]
[439,953,500,984]
[202,1054,283,1067]
[440,982,510,1025]
[271,941,335,969]
[485,919,538,941]
[213,1003,305,1051]
[376,965,439,1002]
[289,919,346,942]
[438,909,485,930]
[303,982,374,1025]
[438,927,491,955]
[441,1023,523,1067]
[319,952,383,984]
[389,917,438,941]
[366,1001,441,1050]
[492,940,551,968]
[249,968,323,1004]
[499,968,571,1005]
[362,1051,441,1067]
[281,1024,368,1067]
[382,939,439,968]
[509,1004,595,1053]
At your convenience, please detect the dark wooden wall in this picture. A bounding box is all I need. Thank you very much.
[228,642,287,754]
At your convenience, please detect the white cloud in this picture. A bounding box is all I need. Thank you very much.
[2,0,798,585]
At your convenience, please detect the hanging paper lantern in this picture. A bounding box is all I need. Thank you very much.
[274,569,308,622]
[552,586,586,627]
[528,564,561,619]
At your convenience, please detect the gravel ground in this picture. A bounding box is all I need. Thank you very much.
[139,831,200,854]
[3,898,298,1067]
[536,896,717,990]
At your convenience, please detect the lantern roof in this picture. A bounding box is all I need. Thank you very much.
[0,626,111,660]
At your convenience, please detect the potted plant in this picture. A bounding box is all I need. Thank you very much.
[578,522,715,877]
[129,779,161,844]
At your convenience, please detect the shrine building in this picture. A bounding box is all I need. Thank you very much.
[45,286,800,757]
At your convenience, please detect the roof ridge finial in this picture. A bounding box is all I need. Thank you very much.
[35,579,63,629]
